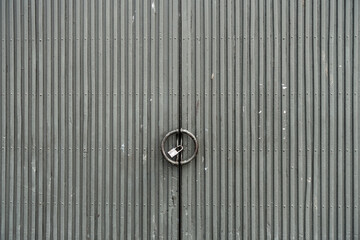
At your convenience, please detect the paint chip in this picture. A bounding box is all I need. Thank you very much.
[152,2,156,13]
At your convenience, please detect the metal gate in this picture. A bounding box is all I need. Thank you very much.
[1,0,359,239]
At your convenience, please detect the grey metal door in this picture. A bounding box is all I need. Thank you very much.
[179,0,360,239]
[0,0,181,239]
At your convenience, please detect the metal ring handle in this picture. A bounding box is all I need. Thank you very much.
[161,129,199,165]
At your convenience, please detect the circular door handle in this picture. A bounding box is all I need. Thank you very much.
[161,129,199,165]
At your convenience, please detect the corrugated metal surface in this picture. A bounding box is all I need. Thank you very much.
[180,0,360,239]
[1,0,360,239]
[0,0,180,239]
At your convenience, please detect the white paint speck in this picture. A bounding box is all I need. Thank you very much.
[204,167,208,171]
[152,2,156,13]
[283,110,286,114]
[121,144,125,152]
[32,161,36,172]
[259,110,262,114]
[283,128,286,131]
[211,73,215,80]
[143,154,147,161]
[149,98,152,102]
[339,65,342,68]
[132,15,135,22]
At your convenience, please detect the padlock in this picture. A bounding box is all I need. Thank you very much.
[167,145,184,158]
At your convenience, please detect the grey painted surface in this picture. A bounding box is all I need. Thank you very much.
[0,0,180,239]
[0,0,359,240]
[180,0,360,239]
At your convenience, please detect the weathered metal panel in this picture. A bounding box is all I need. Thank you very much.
[0,0,180,239]
[181,0,360,239]
[1,0,360,239]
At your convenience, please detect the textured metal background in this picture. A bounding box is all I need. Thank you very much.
[180,0,360,239]
[0,0,180,239]
[1,0,360,239]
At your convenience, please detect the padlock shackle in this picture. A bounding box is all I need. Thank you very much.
[175,145,184,152]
